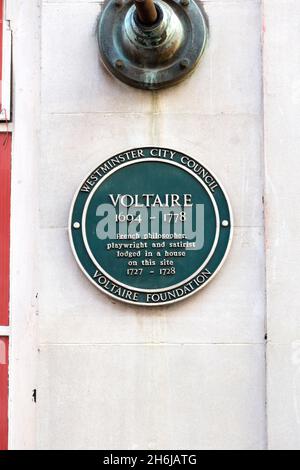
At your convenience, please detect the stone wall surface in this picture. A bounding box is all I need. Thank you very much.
[9,0,300,451]
[264,0,300,450]
[34,0,266,450]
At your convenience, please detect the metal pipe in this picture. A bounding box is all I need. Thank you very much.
[134,0,158,26]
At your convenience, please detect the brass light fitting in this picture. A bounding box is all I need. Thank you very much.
[98,0,208,90]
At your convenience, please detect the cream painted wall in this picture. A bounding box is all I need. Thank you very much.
[8,0,298,450]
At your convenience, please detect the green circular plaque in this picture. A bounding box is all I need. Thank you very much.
[69,148,233,306]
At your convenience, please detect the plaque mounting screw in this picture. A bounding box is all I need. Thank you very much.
[73,222,81,229]
[97,0,208,90]
[222,220,229,227]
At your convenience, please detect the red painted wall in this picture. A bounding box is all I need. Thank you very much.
[0,1,10,451]
[0,0,3,109]
[0,134,11,326]
[0,336,8,450]
[0,2,10,451]
[0,131,11,451]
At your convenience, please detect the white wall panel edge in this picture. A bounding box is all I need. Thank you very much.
[263,0,300,450]
[8,0,41,450]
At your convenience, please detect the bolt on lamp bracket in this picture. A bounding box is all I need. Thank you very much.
[98,0,208,90]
